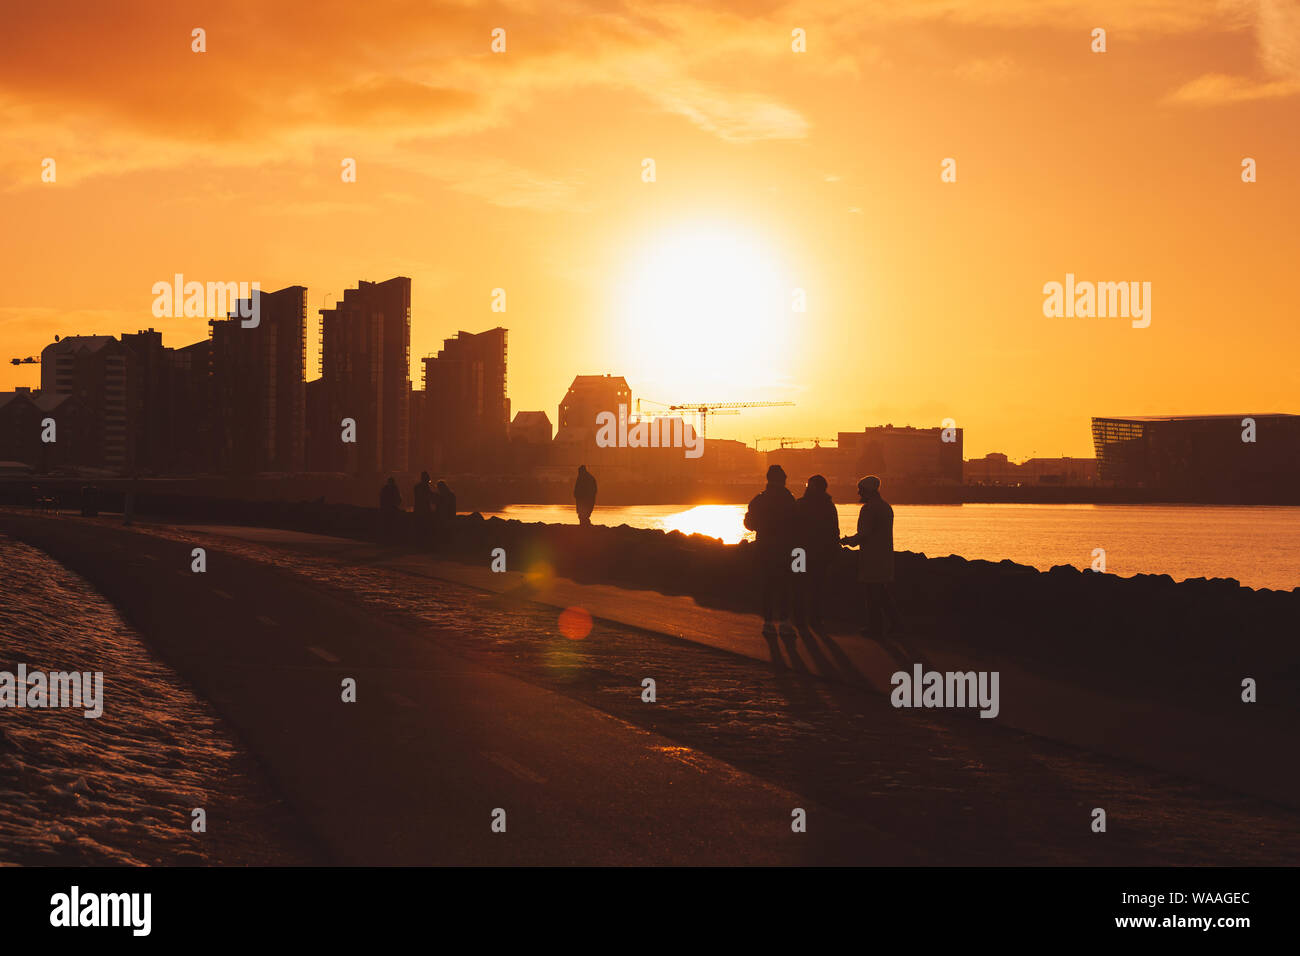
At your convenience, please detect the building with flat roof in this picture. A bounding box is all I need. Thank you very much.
[420,327,509,473]
[210,286,308,474]
[964,453,1098,485]
[40,335,134,471]
[1092,414,1300,498]
[838,424,964,483]
[318,278,410,474]
[558,374,630,439]
[510,411,552,445]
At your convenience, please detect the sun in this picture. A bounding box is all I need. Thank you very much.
[617,223,792,399]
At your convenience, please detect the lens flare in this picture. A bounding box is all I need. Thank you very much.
[525,560,555,587]
[558,606,593,640]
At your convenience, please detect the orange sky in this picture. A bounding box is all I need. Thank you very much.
[2,0,1298,458]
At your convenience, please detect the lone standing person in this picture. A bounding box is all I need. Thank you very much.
[574,465,597,526]
[379,476,402,540]
[840,475,902,640]
[744,464,798,635]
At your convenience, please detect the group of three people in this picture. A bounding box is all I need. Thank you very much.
[384,462,899,639]
[745,464,901,640]
[380,472,457,538]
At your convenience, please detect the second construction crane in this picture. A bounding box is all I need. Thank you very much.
[636,399,794,441]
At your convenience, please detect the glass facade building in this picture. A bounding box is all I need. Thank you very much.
[1092,414,1300,500]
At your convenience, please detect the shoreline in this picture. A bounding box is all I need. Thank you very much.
[5,475,1300,509]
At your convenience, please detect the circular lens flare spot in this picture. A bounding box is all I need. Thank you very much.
[525,561,555,587]
[558,606,593,640]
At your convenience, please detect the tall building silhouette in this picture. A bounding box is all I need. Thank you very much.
[210,285,307,474]
[420,327,509,473]
[119,329,171,473]
[171,338,214,474]
[318,278,410,474]
[40,335,135,470]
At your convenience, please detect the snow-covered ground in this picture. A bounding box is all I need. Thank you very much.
[0,533,311,865]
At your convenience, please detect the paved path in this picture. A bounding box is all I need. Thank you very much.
[4,511,1298,865]
[194,524,1297,808]
[0,513,887,865]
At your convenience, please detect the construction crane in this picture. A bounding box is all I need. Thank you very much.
[9,356,39,366]
[636,399,794,441]
[755,436,837,451]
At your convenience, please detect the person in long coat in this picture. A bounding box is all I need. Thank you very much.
[840,475,902,639]
[792,474,839,628]
[744,464,798,633]
[574,465,597,526]
[413,471,435,539]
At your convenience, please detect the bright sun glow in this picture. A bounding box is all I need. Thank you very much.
[618,224,792,399]
[658,504,751,543]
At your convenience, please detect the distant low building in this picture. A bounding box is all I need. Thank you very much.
[964,452,1020,485]
[964,453,1098,485]
[1092,414,1300,498]
[509,410,552,472]
[510,411,552,445]
[761,441,842,484]
[34,392,95,470]
[0,389,43,469]
[704,438,761,476]
[0,388,95,472]
[838,424,963,483]
[1020,456,1098,484]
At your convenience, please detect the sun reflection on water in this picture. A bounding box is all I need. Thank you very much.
[656,505,752,544]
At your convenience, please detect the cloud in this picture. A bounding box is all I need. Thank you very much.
[954,56,1019,84]
[2,0,1297,194]
[1166,71,1300,103]
[329,78,483,130]
[0,0,817,192]
[1167,0,1300,104]
[647,78,810,141]
[436,158,585,210]
[1255,0,1300,76]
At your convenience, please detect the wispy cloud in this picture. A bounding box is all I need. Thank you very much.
[1167,0,1300,104]
[1166,71,1300,103]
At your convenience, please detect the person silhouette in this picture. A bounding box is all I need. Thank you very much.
[840,475,902,640]
[80,483,100,518]
[793,474,839,629]
[435,480,457,524]
[413,471,434,539]
[379,477,401,540]
[744,464,798,635]
[574,465,597,526]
